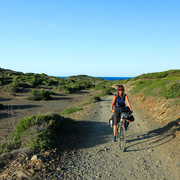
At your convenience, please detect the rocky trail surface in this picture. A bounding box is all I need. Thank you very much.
[0,94,180,179]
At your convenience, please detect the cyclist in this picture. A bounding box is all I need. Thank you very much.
[111,85,133,142]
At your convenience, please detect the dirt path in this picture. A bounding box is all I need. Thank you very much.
[59,94,180,180]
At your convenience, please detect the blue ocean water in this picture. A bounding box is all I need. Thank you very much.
[99,77,132,81]
[58,76,132,81]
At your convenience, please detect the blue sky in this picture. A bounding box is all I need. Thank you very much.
[0,0,179,77]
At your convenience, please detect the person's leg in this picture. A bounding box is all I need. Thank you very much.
[113,125,117,136]
[113,110,119,141]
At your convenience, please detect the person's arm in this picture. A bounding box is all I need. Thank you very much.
[125,95,133,112]
[111,96,116,112]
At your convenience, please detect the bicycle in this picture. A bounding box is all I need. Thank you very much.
[116,112,129,152]
[110,106,133,152]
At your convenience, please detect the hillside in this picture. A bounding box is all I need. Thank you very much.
[0,68,113,95]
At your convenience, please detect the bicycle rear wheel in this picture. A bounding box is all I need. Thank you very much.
[118,125,125,152]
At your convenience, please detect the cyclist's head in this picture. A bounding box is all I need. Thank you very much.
[117,85,125,97]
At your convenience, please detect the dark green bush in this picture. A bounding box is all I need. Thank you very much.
[29,76,42,88]
[28,90,51,100]
[8,83,21,93]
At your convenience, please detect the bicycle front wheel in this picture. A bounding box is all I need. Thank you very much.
[118,125,125,152]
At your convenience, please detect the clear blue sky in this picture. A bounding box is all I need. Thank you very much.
[0,0,180,77]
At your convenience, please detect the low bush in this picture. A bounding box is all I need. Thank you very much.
[9,83,19,93]
[89,96,101,103]
[63,86,75,94]
[94,84,106,90]
[28,90,51,100]
[58,85,76,94]
[97,87,114,97]
[0,113,63,154]
[60,107,83,115]
[163,83,180,99]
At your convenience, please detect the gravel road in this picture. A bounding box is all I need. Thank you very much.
[59,94,180,180]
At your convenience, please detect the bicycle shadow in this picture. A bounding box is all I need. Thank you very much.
[125,118,180,152]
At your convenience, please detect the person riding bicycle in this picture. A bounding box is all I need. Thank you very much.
[111,85,133,142]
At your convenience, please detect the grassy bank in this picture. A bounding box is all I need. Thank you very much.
[124,70,180,99]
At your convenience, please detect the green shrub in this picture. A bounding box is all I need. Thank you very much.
[94,84,106,90]
[63,86,75,94]
[89,96,101,103]
[76,80,92,89]
[8,83,21,93]
[58,85,76,94]
[60,107,83,115]
[98,87,114,97]
[25,76,43,88]
[0,141,20,154]
[163,83,180,99]
[0,113,63,154]
[28,90,51,100]
[57,85,65,91]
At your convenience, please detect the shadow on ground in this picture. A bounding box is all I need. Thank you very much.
[125,118,180,152]
[0,104,41,119]
[57,119,112,153]
[51,97,73,101]
[1,104,41,110]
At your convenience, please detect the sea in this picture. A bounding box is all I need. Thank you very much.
[58,76,133,81]
[98,77,133,81]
